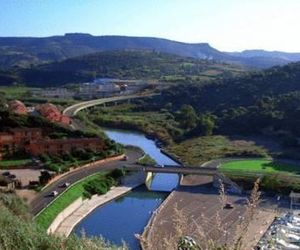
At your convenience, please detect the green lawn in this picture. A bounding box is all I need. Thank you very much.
[0,159,32,168]
[35,172,108,230]
[221,159,300,175]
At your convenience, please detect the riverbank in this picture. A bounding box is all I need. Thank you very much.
[52,171,146,236]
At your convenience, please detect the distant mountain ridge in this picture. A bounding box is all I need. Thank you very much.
[0,33,299,69]
[229,49,300,62]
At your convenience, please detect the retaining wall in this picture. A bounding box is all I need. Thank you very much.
[47,197,83,234]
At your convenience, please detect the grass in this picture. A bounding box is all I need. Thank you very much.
[167,135,268,166]
[0,86,39,99]
[221,159,300,175]
[35,172,108,230]
[0,159,32,168]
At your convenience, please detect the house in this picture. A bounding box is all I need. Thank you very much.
[37,103,71,125]
[8,100,28,115]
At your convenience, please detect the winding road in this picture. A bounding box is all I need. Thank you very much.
[30,148,143,216]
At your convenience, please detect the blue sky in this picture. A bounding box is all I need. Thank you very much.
[0,0,300,52]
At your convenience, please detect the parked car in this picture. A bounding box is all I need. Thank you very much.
[224,202,234,209]
[8,174,16,179]
[2,171,10,177]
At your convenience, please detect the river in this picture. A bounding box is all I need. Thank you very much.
[74,128,180,249]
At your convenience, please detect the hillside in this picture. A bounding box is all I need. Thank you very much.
[0,192,118,249]
[0,34,298,70]
[0,50,245,86]
[134,62,300,146]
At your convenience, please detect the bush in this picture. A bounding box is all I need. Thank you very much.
[39,154,50,163]
[109,168,126,179]
[83,175,117,198]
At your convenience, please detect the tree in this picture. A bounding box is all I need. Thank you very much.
[176,105,198,130]
[197,113,215,136]
[39,170,52,185]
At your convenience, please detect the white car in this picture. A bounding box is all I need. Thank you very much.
[61,182,70,188]
[50,191,58,197]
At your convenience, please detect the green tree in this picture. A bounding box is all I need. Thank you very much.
[197,113,215,136]
[176,105,198,130]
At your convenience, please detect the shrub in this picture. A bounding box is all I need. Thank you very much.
[83,175,117,197]
[109,168,126,179]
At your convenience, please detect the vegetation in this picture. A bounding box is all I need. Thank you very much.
[83,175,116,198]
[35,172,109,230]
[167,136,268,166]
[0,85,36,99]
[88,104,181,144]
[0,159,32,168]
[35,169,127,230]
[40,144,123,173]
[137,154,157,166]
[90,62,300,158]
[0,192,122,250]
[221,159,300,175]
[2,50,244,86]
[154,62,300,141]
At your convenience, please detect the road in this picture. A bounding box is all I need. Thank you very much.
[30,148,143,216]
[63,94,156,116]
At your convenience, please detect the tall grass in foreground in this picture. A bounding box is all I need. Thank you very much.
[139,179,261,250]
[0,191,126,250]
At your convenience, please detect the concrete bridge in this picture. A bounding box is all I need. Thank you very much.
[124,164,242,194]
[63,94,157,117]
[125,164,218,175]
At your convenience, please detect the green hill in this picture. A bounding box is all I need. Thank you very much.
[0,50,245,86]
[127,61,300,145]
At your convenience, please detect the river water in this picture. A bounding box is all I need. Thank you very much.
[74,128,180,249]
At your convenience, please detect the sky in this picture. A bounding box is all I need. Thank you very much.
[0,0,300,52]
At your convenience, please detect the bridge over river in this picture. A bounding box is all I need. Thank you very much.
[125,164,218,175]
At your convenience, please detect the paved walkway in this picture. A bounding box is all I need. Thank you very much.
[54,172,145,236]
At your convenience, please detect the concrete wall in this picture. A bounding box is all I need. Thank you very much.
[47,197,83,234]
[145,171,154,190]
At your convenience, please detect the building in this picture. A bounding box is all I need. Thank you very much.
[30,88,75,99]
[8,100,28,115]
[37,103,71,125]
[0,127,105,159]
[0,128,43,159]
[26,138,106,156]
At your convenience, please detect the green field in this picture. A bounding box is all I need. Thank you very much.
[221,159,300,175]
[0,159,32,168]
[0,86,39,99]
[35,172,108,230]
